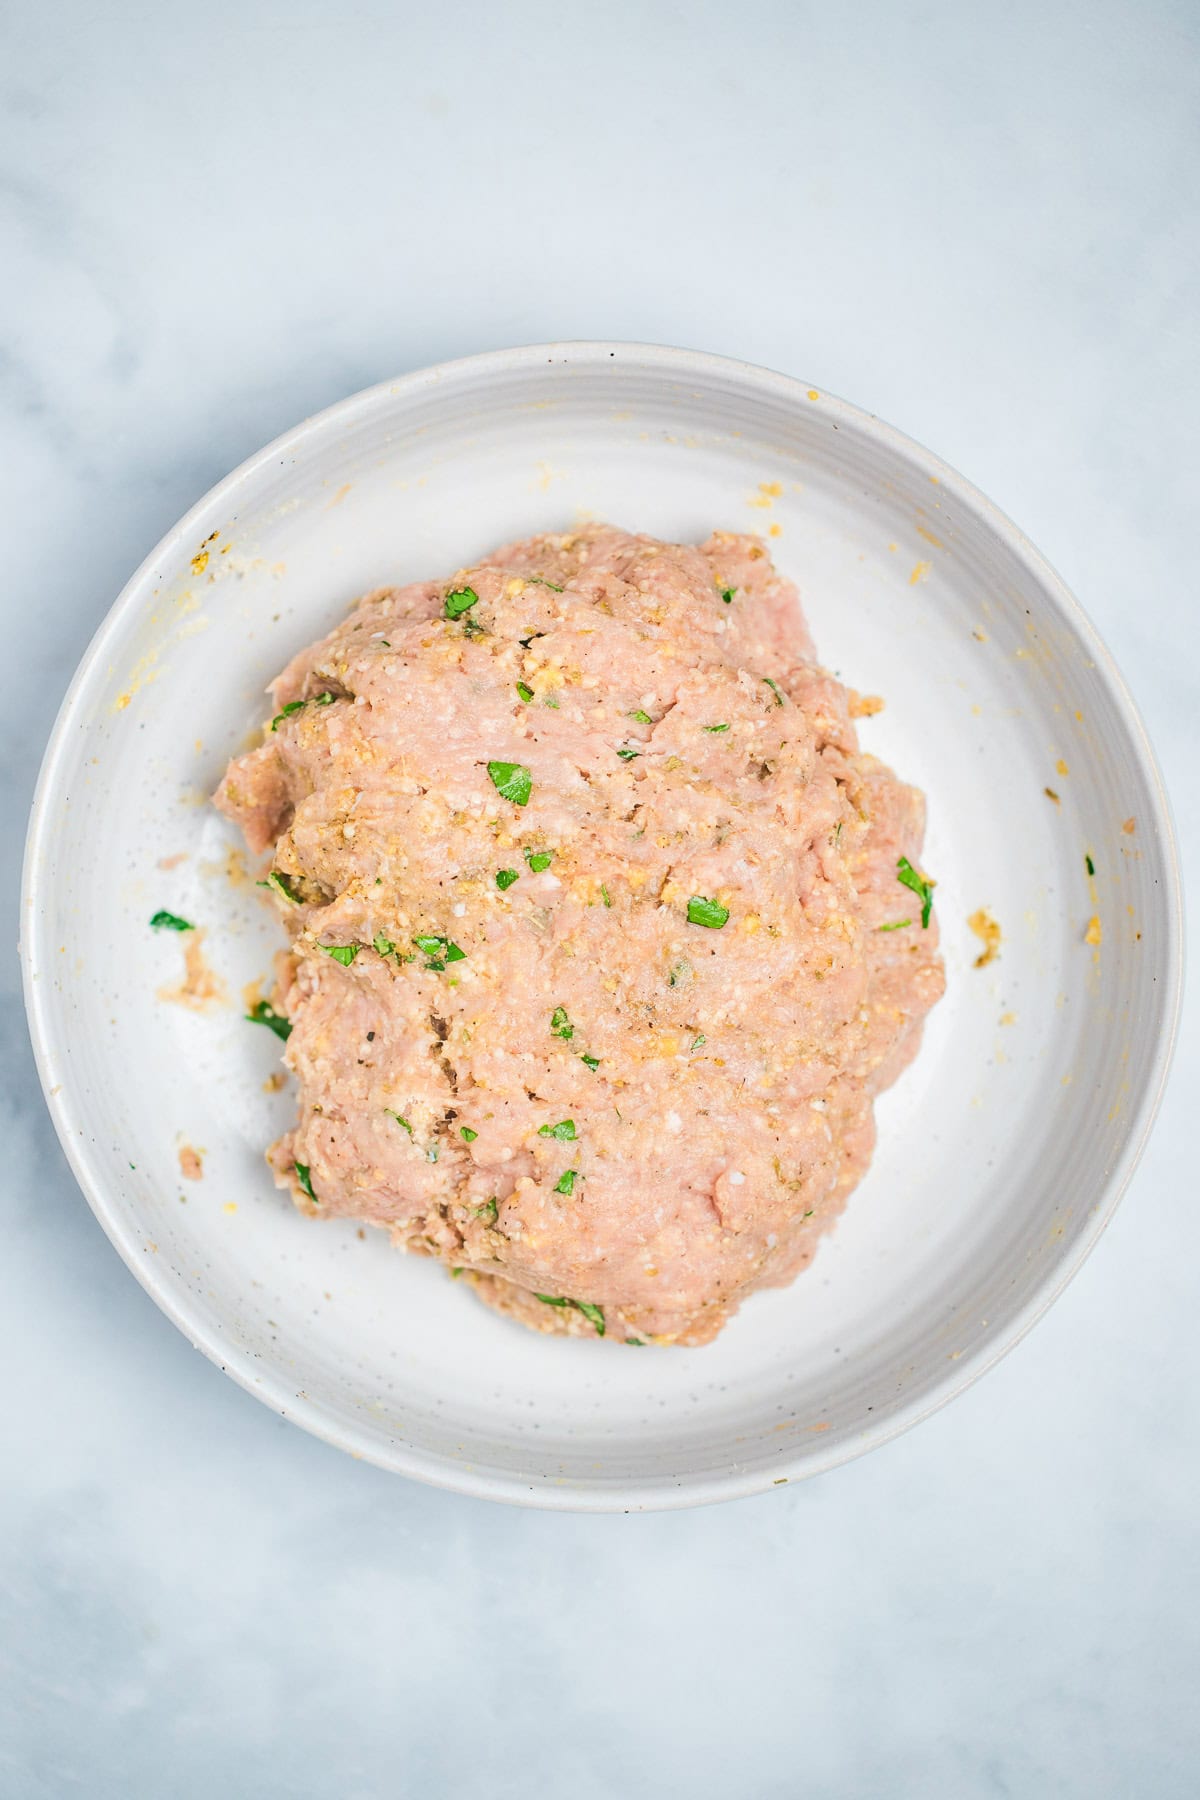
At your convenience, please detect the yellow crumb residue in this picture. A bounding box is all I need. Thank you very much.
[1084,915,1103,947]
[967,908,1002,968]
[1055,758,1069,777]
[1122,817,1136,835]
[263,1071,287,1093]
[807,389,820,401]
[909,560,931,586]
[848,691,885,718]
[916,525,943,548]
[158,928,228,1013]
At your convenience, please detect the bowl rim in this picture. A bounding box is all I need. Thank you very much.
[20,339,1185,1511]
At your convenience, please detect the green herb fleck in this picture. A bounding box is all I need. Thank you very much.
[426,1143,439,1164]
[630,709,652,724]
[876,919,911,932]
[474,1198,499,1224]
[314,692,335,707]
[460,1126,478,1143]
[270,699,306,730]
[763,676,786,707]
[321,944,359,966]
[413,933,466,970]
[687,896,729,929]
[150,909,193,931]
[543,696,560,709]
[245,999,291,1041]
[266,870,305,905]
[720,586,736,605]
[690,1034,706,1051]
[580,1053,600,1071]
[373,932,395,956]
[600,885,612,908]
[533,1294,605,1334]
[550,1006,574,1040]
[616,746,639,761]
[496,868,520,891]
[385,1110,413,1134]
[1085,854,1095,877]
[488,760,532,806]
[444,586,479,620]
[625,1336,646,1346]
[525,848,553,873]
[538,1119,576,1141]
[294,1162,316,1201]
[703,723,730,733]
[527,577,564,591]
[896,855,935,928]
[553,1169,577,1196]
[516,681,535,703]
[668,960,691,988]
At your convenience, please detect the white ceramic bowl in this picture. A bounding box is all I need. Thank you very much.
[22,344,1182,1509]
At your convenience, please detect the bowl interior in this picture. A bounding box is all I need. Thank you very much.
[23,346,1179,1507]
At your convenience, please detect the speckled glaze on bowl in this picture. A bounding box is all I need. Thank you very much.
[21,344,1182,1510]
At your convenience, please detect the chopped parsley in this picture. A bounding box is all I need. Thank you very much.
[385,1110,414,1134]
[245,999,291,1041]
[553,1169,577,1196]
[690,1034,706,1051]
[444,586,479,620]
[294,1162,316,1201]
[270,693,334,731]
[150,909,193,931]
[600,885,612,908]
[538,1119,576,1141]
[687,896,729,929]
[1085,854,1096,877]
[668,960,691,987]
[524,847,553,873]
[534,1294,605,1335]
[580,1052,600,1071]
[720,586,736,604]
[474,1198,498,1224]
[527,577,564,591]
[703,723,730,733]
[495,868,520,891]
[630,709,652,724]
[616,746,639,761]
[266,870,305,905]
[876,919,911,932]
[488,760,532,806]
[426,1143,439,1163]
[321,944,359,966]
[763,676,786,707]
[550,1006,574,1040]
[413,933,466,971]
[516,681,535,703]
[625,1336,646,1346]
[373,932,395,956]
[896,855,935,928]
[460,1126,478,1143]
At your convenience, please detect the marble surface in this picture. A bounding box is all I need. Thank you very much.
[3,2,1197,1794]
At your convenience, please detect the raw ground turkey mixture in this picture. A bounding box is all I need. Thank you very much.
[216,525,944,1346]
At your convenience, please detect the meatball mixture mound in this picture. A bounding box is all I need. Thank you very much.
[215,526,944,1346]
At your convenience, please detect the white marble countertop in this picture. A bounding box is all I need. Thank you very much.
[3,4,1197,1794]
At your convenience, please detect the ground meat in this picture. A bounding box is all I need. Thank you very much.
[214,526,944,1346]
